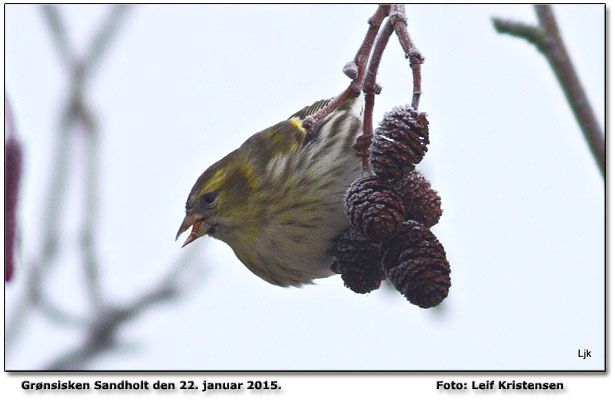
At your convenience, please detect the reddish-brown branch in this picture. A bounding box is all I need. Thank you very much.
[354,5,424,168]
[350,4,391,84]
[4,97,23,283]
[302,5,390,133]
[356,21,395,167]
[304,5,424,171]
[364,19,394,106]
[390,5,424,109]
[356,93,375,171]
[303,86,360,133]
[493,5,605,178]
[534,5,605,178]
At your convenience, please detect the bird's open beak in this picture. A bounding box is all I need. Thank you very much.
[176,212,210,248]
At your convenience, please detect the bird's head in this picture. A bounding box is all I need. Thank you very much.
[176,151,260,247]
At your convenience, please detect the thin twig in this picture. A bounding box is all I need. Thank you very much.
[492,17,546,47]
[349,4,392,87]
[354,5,424,168]
[40,5,74,67]
[36,299,90,327]
[358,21,394,167]
[493,5,605,178]
[83,5,132,76]
[77,103,104,310]
[72,6,131,310]
[303,5,424,171]
[302,5,390,133]
[389,5,424,109]
[45,249,201,370]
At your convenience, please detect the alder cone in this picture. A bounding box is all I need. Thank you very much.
[369,106,430,181]
[331,228,384,294]
[345,174,405,242]
[369,133,415,181]
[394,171,442,227]
[381,220,450,308]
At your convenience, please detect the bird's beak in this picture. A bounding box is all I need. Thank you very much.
[176,212,210,248]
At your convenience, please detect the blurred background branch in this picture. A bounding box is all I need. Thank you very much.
[6,4,204,370]
[492,4,605,179]
[4,96,23,283]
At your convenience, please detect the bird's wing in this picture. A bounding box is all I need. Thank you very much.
[241,97,362,178]
[288,97,361,121]
[288,98,332,120]
[242,98,337,164]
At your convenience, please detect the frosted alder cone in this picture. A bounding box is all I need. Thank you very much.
[345,174,405,242]
[394,171,442,227]
[331,228,384,294]
[381,220,451,308]
[369,106,430,181]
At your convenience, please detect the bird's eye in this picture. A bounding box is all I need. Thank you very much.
[202,191,218,206]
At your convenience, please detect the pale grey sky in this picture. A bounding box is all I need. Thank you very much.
[5,4,604,370]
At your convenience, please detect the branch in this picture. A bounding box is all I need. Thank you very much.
[74,5,131,310]
[8,4,207,371]
[45,249,201,370]
[4,97,23,283]
[492,17,546,47]
[40,5,74,67]
[389,5,424,110]
[353,4,424,168]
[83,5,132,76]
[7,4,131,349]
[492,5,605,178]
[301,5,424,170]
[5,91,74,348]
[302,5,390,134]
[77,104,104,310]
[359,20,394,167]
[35,297,90,327]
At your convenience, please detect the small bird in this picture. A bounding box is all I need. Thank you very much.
[177,98,363,287]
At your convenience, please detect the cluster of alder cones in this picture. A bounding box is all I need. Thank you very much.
[331,106,451,308]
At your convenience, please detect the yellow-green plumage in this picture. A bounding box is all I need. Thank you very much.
[180,99,363,286]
